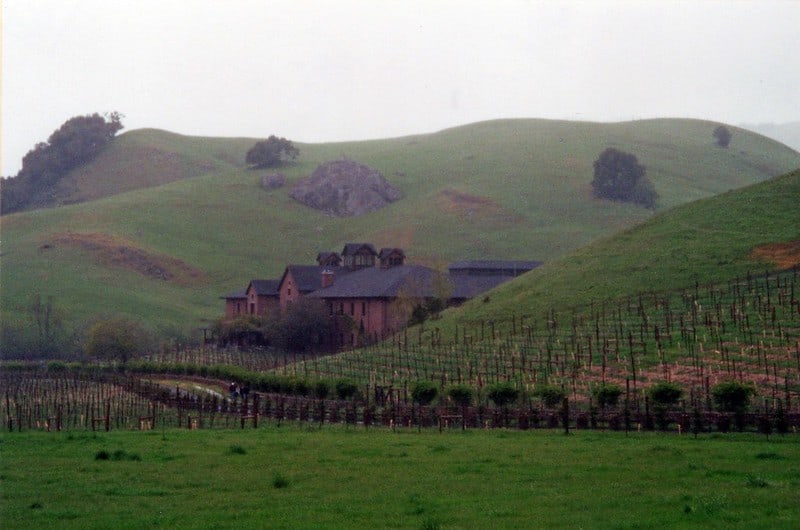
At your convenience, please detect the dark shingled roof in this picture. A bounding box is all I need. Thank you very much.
[283,265,355,293]
[379,247,405,259]
[248,279,280,296]
[342,243,377,256]
[448,260,543,275]
[317,251,341,266]
[307,265,441,299]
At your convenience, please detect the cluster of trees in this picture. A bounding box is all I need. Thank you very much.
[1,112,124,214]
[214,299,342,353]
[0,293,162,364]
[245,135,299,168]
[591,147,658,208]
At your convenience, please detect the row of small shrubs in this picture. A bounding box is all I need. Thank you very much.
[123,360,362,400]
[5,360,758,412]
[413,380,757,413]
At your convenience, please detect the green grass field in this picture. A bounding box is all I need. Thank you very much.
[2,427,798,529]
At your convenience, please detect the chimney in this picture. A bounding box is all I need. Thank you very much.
[321,269,334,288]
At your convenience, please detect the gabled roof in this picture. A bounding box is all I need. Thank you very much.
[379,247,405,259]
[307,265,441,299]
[247,279,280,296]
[317,251,341,266]
[342,243,377,256]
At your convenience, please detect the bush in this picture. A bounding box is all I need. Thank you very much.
[446,384,474,407]
[290,378,310,397]
[711,380,755,413]
[593,383,623,408]
[272,472,290,489]
[648,382,683,407]
[334,379,359,400]
[313,380,331,400]
[487,382,519,407]
[411,381,439,405]
[533,384,566,408]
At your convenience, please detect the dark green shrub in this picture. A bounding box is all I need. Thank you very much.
[46,360,68,372]
[335,379,358,400]
[593,383,623,408]
[648,382,683,406]
[487,382,519,407]
[228,445,247,455]
[711,380,755,413]
[411,381,439,405]
[446,384,474,407]
[290,378,310,397]
[313,380,331,400]
[533,384,566,408]
[272,472,290,489]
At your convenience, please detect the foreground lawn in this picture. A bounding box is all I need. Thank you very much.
[1,427,798,529]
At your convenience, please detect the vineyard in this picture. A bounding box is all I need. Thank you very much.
[2,269,799,434]
[285,268,800,407]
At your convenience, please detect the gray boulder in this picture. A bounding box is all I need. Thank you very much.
[289,159,402,216]
[261,172,285,189]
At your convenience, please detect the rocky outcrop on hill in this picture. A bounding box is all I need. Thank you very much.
[289,159,402,216]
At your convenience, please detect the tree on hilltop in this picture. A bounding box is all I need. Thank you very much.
[1,112,124,214]
[591,147,657,209]
[245,135,299,168]
[713,125,731,148]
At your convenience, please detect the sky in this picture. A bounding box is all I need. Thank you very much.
[2,0,799,176]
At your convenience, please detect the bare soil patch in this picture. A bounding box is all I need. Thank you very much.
[751,240,800,270]
[47,232,207,286]
[437,189,524,225]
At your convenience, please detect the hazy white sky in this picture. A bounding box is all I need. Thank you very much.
[2,0,798,176]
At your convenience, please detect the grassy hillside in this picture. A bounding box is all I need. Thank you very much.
[1,119,798,341]
[441,167,800,329]
[741,121,800,152]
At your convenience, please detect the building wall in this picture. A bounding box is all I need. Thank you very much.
[279,271,301,311]
[245,286,279,317]
[327,296,412,346]
[225,299,246,319]
[258,296,280,318]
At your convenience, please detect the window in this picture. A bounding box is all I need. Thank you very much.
[361,302,366,316]
[350,302,355,315]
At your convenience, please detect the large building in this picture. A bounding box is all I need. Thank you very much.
[223,243,541,348]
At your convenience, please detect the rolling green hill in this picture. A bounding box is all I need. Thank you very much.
[438,167,800,331]
[2,118,798,346]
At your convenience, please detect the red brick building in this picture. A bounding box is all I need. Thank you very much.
[223,243,541,348]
